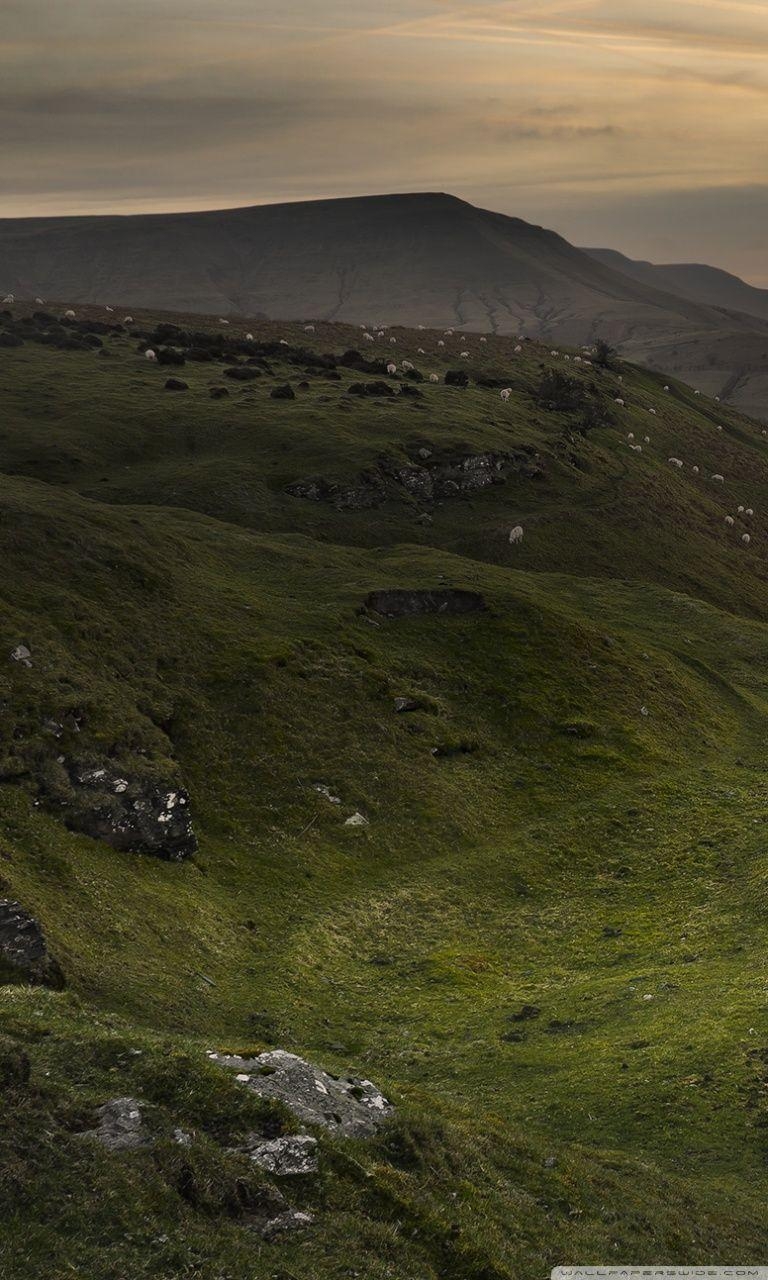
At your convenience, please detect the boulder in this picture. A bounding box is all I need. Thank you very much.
[237,1134,318,1176]
[224,366,260,381]
[365,589,486,618]
[270,383,295,400]
[0,900,65,989]
[57,764,197,860]
[87,1098,150,1151]
[164,378,188,391]
[208,1049,393,1138]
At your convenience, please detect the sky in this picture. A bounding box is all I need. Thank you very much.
[3,0,768,282]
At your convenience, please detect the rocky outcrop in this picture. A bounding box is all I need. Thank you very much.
[365,589,487,618]
[287,446,542,512]
[0,900,65,989]
[208,1049,393,1138]
[57,764,197,860]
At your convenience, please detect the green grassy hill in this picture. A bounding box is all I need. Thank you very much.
[2,305,768,1277]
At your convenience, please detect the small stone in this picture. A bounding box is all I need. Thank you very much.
[261,1209,314,1240]
[10,645,32,667]
[88,1097,150,1151]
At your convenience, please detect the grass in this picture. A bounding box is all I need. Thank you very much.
[1,306,768,1275]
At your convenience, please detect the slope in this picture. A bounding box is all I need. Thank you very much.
[2,307,768,1277]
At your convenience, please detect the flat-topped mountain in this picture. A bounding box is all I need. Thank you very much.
[3,191,768,415]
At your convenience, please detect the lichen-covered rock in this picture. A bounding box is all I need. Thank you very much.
[208,1049,393,1138]
[238,1133,318,1176]
[58,764,197,860]
[0,900,65,989]
[365,589,486,619]
[87,1098,150,1151]
[261,1209,315,1240]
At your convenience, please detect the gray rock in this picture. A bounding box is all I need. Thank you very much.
[0,900,65,988]
[261,1209,315,1241]
[239,1133,318,1175]
[88,1098,150,1151]
[208,1049,393,1138]
[366,589,486,619]
[10,644,32,667]
[393,697,421,713]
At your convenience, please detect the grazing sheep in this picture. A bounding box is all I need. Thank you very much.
[746,507,754,516]
[417,347,425,354]
[509,525,524,544]
[648,408,657,415]
[514,344,522,353]
[401,360,414,371]
[583,359,592,366]
[738,505,744,513]
[386,362,397,375]
[64,309,75,319]
[2,294,14,304]
[437,340,445,347]
[742,533,751,545]
[627,432,634,440]
[304,324,315,333]
[668,457,684,468]
[418,324,425,330]
[390,337,397,345]
[145,349,157,362]
[644,435,650,443]
[219,318,230,325]
[725,515,735,526]
[279,339,289,346]
[664,385,670,392]
[629,443,643,452]
[363,332,374,342]
[429,373,439,383]
[711,473,724,482]
[574,356,582,364]
[550,350,559,357]
[460,351,470,359]
[692,465,700,474]
[500,388,512,402]
[480,336,487,343]
[615,398,625,406]
[105,305,114,312]
[694,389,701,396]
[123,316,134,324]
[34,297,44,305]
[245,332,254,340]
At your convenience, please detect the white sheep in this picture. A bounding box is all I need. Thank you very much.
[509,525,524,544]
[742,533,751,545]
[2,294,14,304]
[480,336,487,343]
[123,315,134,325]
[64,309,75,319]
[664,385,670,392]
[105,305,114,312]
[363,332,374,342]
[725,515,735,526]
[460,351,470,359]
[648,408,657,415]
[627,432,634,440]
[692,465,700,474]
[245,332,254,341]
[390,337,397,345]
[145,349,157,362]
[514,344,522,353]
[34,297,44,305]
[694,389,701,396]
[574,356,582,364]
[304,324,315,333]
[279,338,289,346]
[629,443,643,452]
[386,362,397,375]
[738,505,745,513]
[429,373,439,383]
[418,324,425,330]
[643,436,650,444]
[746,507,754,516]
[551,350,559,357]
[615,398,625,406]
[668,457,684,468]
[711,473,724,482]
[417,347,425,354]
[500,388,512,402]
[219,318,230,325]
[437,340,445,348]
[401,360,414,371]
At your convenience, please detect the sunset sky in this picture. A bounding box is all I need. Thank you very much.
[4,0,768,281]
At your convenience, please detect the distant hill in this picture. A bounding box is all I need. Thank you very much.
[585,246,768,323]
[3,191,768,415]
